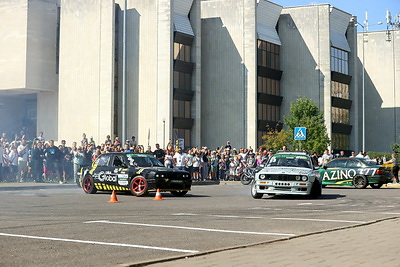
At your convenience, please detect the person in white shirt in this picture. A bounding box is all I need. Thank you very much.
[8,146,18,181]
[173,147,187,170]
[17,139,29,182]
[164,151,173,168]
[355,151,364,158]
[321,149,332,165]
[363,152,371,161]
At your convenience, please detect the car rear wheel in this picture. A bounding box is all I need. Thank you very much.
[82,175,97,194]
[170,190,188,196]
[129,176,148,196]
[370,182,383,189]
[353,175,368,189]
[251,181,263,199]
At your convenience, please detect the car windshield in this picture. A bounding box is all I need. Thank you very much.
[267,154,312,169]
[126,154,164,167]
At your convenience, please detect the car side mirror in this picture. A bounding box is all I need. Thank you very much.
[314,166,320,170]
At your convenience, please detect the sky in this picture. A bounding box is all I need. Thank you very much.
[271,0,399,32]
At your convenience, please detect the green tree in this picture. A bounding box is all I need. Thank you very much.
[261,128,290,151]
[283,97,330,154]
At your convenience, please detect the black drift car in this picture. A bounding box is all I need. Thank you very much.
[81,152,192,196]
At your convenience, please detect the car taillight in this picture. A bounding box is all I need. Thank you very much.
[376,169,384,175]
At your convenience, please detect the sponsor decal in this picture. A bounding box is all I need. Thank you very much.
[118,180,129,186]
[97,171,117,182]
[117,173,129,186]
[323,168,378,180]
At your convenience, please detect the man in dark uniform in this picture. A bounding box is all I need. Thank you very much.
[153,143,165,164]
[44,140,62,183]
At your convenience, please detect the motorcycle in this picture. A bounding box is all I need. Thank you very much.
[240,165,264,185]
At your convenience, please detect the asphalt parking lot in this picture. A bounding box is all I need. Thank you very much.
[1,182,400,266]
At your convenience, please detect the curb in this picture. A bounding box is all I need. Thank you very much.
[117,217,400,267]
[383,183,400,188]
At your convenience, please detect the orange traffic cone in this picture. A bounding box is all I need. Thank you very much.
[107,190,119,203]
[153,189,164,200]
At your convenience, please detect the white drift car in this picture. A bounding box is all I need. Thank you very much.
[251,151,322,199]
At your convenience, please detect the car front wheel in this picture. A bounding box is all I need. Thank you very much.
[310,180,322,198]
[251,181,263,199]
[129,176,149,196]
[82,175,97,194]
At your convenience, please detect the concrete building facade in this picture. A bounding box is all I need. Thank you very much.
[358,30,400,152]
[0,0,398,153]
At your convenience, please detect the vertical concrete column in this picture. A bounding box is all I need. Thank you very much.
[243,0,257,149]
[318,6,332,150]
[156,0,173,146]
[191,0,202,147]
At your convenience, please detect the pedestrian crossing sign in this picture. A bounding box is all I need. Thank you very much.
[294,127,306,140]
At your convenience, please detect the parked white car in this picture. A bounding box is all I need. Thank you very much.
[251,151,322,199]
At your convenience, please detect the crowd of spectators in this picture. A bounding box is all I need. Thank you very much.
[0,130,387,184]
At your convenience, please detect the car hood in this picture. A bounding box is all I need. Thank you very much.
[132,166,190,174]
[258,167,315,176]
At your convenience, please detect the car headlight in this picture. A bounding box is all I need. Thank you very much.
[295,176,301,181]
[259,174,266,179]
[301,176,308,181]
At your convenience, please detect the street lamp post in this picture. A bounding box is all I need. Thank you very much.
[162,118,166,149]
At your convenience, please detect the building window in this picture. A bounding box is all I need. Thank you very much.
[331,47,349,75]
[258,40,280,70]
[332,107,349,124]
[332,133,350,150]
[173,100,191,119]
[174,42,191,62]
[258,104,280,122]
[331,81,349,99]
[173,71,192,90]
[257,77,280,95]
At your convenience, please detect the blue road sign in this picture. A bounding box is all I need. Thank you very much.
[294,127,307,140]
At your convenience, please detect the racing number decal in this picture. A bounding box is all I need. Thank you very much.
[323,168,378,180]
[89,163,98,175]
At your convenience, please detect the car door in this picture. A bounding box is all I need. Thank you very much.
[91,154,117,184]
[111,154,130,187]
[320,159,347,184]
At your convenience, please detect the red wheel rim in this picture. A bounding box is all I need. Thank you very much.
[83,177,93,192]
[131,177,146,194]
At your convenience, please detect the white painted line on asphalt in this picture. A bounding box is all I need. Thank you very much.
[250,207,283,211]
[270,218,366,224]
[172,213,198,216]
[250,207,325,212]
[85,220,296,237]
[172,213,364,224]
[295,209,326,212]
[0,232,198,253]
[210,215,241,218]
[342,211,400,215]
[297,203,326,206]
